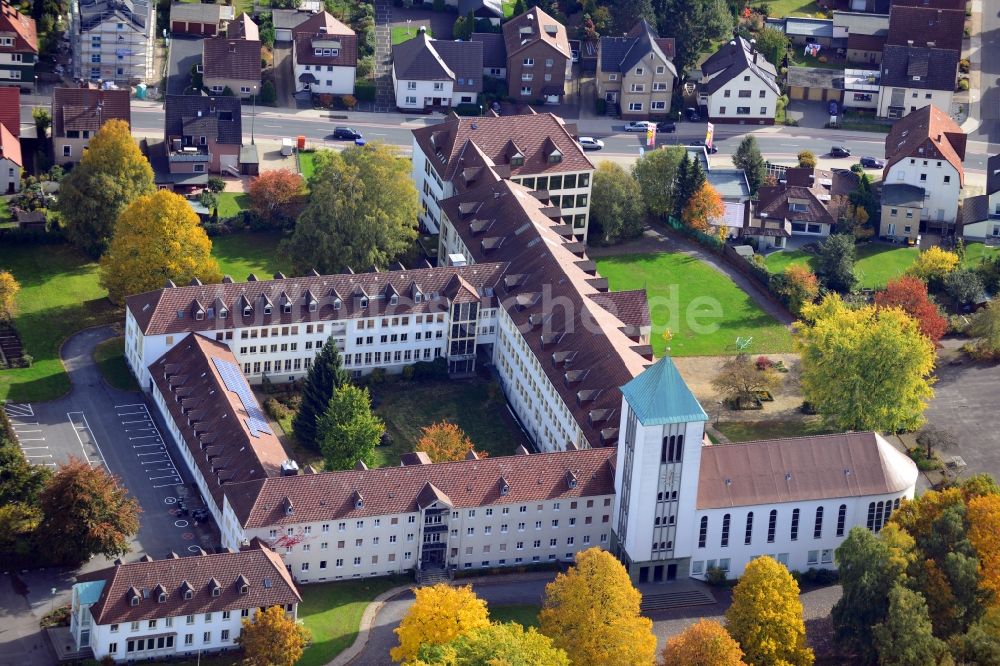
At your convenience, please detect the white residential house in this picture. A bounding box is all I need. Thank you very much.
[698,36,780,125]
[882,104,965,229]
[960,153,1000,240]
[391,29,483,110]
[70,0,155,84]
[291,11,356,95]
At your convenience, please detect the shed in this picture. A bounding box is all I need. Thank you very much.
[239,144,260,176]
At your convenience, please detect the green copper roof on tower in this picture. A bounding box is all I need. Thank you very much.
[620,357,707,426]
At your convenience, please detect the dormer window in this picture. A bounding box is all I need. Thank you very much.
[414,293,422,303]
[130,596,139,606]
[283,303,292,313]
[314,48,322,56]
[211,587,221,597]
[548,150,562,164]
[158,592,167,603]
[243,305,252,317]
[195,311,204,320]
[511,155,524,168]
[240,584,249,595]
[334,298,342,310]
[184,590,193,600]
[308,301,317,312]
[263,305,272,315]
[360,297,368,308]
[390,294,398,305]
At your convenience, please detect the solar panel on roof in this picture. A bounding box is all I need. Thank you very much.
[211,357,273,438]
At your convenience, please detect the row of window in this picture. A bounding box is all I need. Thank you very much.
[723,89,768,98]
[697,504,850,549]
[110,609,250,635]
[509,172,589,192]
[606,63,669,80]
[717,106,769,116]
[626,101,667,112]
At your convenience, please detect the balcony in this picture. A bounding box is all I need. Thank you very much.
[167,138,210,163]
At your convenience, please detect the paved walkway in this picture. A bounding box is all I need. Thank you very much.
[587,226,794,327]
[962,0,982,135]
[373,0,394,113]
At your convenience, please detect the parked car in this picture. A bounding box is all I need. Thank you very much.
[656,121,676,133]
[332,126,363,141]
[860,156,885,168]
[830,146,852,158]
[684,107,701,121]
[624,121,654,132]
[578,136,604,150]
[828,100,839,116]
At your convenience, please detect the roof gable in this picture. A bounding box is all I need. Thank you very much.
[883,104,965,185]
[0,1,37,53]
[502,6,570,59]
[51,87,131,138]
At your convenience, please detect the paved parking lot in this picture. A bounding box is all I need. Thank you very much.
[166,36,203,95]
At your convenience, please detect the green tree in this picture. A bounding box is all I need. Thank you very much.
[99,190,222,304]
[731,135,767,195]
[589,161,645,244]
[281,145,419,274]
[633,146,684,219]
[944,268,984,305]
[238,604,311,666]
[452,12,474,40]
[873,584,948,666]
[815,233,858,293]
[797,150,817,168]
[392,584,490,663]
[726,556,814,666]
[415,622,570,665]
[57,119,155,257]
[951,607,1000,665]
[832,526,916,662]
[656,0,734,73]
[675,152,706,217]
[37,457,141,564]
[969,299,1000,358]
[753,26,789,69]
[0,502,41,563]
[292,337,348,449]
[796,295,935,433]
[614,0,654,32]
[539,548,656,666]
[317,384,384,470]
[0,271,20,324]
[849,173,879,223]
[0,444,52,506]
[32,107,51,140]
[511,0,525,16]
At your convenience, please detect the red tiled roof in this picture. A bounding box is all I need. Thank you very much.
[203,37,261,80]
[0,122,21,167]
[753,167,853,227]
[883,104,965,186]
[439,178,652,447]
[588,290,650,330]
[291,10,353,38]
[0,86,19,139]
[697,432,918,509]
[77,543,300,625]
[502,5,570,59]
[150,334,290,515]
[411,112,593,183]
[0,2,37,53]
[294,30,358,67]
[226,447,617,529]
[126,264,508,336]
[227,12,258,40]
[51,88,131,138]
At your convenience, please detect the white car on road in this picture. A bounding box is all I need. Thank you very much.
[578,136,604,150]
[623,121,654,132]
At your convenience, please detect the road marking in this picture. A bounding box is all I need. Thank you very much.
[9,421,39,426]
[149,475,179,480]
[20,446,49,450]
[153,483,178,489]
[137,450,165,456]
[18,437,46,442]
[117,411,146,416]
[115,403,146,408]
[122,419,151,425]
[14,429,42,433]
[25,454,53,458]
[129,435,160,440]
[68,411,109,468]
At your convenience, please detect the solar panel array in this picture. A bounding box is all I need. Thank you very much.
[212,357,273,438]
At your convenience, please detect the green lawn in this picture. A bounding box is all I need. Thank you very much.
[502,0,516,17]
[297,576,408,666]
[216,192,250,219]
[369,379,529,467]
[787,51,844,70]
[764,243,920,289]
[715,417,836,443]
[210,231,289,280]
[93,337,139,392]
[0,245,119,402]
[391,25,432,46]
[299,151,318,181]
[764,0,823,16]
[962,241,1000,269]
[596,253,793,357]
[489,603,540,627]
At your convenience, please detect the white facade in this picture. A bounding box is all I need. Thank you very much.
[391,71,472,110]
[293,62,355,95]
[878,86,953,119]
[70,0,155,83]
[411,135,593,239]
[885,155,961,224]
[0,155,20,193]
[699,71,778,124]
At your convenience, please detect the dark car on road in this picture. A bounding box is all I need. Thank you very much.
[860,156,885,168]
[684,107,701,122]
[830,146,851,158]
[656,121,676,133]
[332,126,364,142]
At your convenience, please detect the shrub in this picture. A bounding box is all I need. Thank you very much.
[264,398,291,421]
[959,58,971,73]
[341,94,357,110]
[369,368,386,384]
[355,80,376,102]
[207,176,225,193]
[401,365,415,381]
[705,566,729,586]
[958,79,970,91]
[755,355,774,371]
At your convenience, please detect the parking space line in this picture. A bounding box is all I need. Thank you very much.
[121,419,151,424]
[149,475,179,480]
[18,438,45,442]
[129,435,160,440]
[14,429,42,433]
[117,412,146,417]
[134,443,162,448]
[152,483,177,488]
[9,421,39,426]
[115,403,146,408]
[137,451,165,456]
[141,459,170,465]
[20,446,49,450]
[25,454,53,459]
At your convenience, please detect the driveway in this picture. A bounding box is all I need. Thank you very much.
[166,36,203,95]
[273,43,295,108]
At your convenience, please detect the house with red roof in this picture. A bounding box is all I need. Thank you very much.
[0,86,21,193]
[0,1,37,91]
[291,11,356,96]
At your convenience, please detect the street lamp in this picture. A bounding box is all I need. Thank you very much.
[251,84,257,145]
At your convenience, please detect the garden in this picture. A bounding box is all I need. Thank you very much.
[596,252,793,356]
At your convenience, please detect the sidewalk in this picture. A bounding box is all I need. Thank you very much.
[961,0,982,134]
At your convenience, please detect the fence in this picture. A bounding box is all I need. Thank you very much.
[664,215,723,251]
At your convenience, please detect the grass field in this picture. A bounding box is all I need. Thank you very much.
[0,245,119,402]
[962,241,1000,268]
[93,337,139,392]
[764,243,920,289]
[596,253,793,357]
[715,417,835,443]
[489,603,541,627]
[297,577,408,666]
[211,231,289,279]
[765,0,822,16]
[369,379,529,467]
[391,25,432,45]
[216,192,250,218]
[299,151,319,180]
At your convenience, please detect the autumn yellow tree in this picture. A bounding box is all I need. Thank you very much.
[237,604,310,666]
[99,190,222,304]
[968,494,1000,607]
[539,547,656,666]
[681,182,725,232]
[417,421,484,462]
[662,619,748,666]
[391,584,490,663]
[906,246,959,286]
[57,118,155,256]
[726,556,814,666]
[0,270,20,323]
